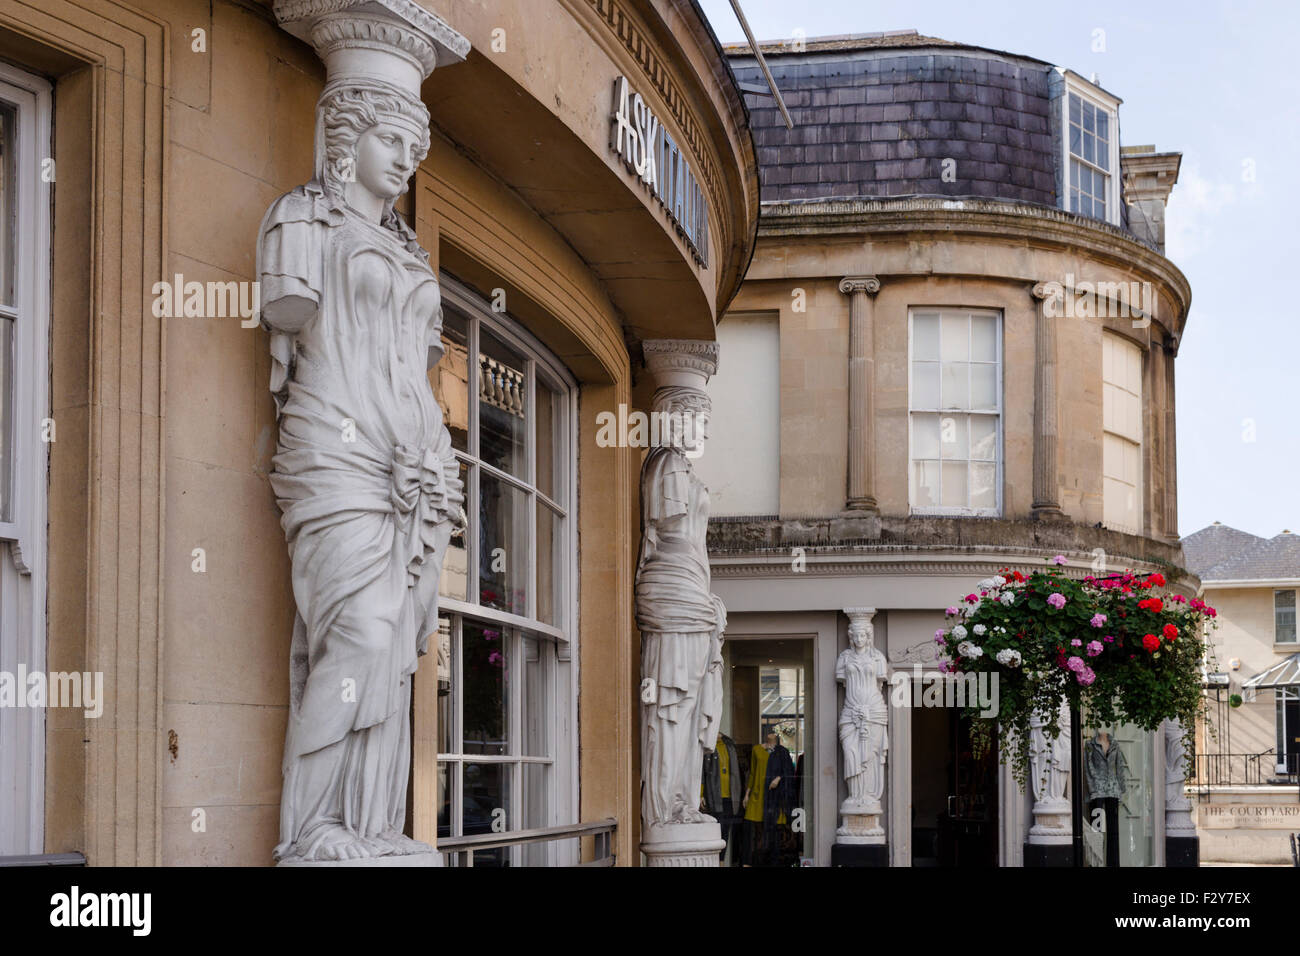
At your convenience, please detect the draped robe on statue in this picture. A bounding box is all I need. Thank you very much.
[259,182,461,861]
[836,646,888,811]
[636,444,725,826]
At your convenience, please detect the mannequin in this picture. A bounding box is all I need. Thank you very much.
[1084,729,1130,867]
[702,731,743,862]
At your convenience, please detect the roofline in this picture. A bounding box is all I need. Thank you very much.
[723,34,1054,70]
[1201,578,1300,589]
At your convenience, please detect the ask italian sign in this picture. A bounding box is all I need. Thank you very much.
[610,75,709,268]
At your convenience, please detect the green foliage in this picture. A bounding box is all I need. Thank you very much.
[936,560,1217,788]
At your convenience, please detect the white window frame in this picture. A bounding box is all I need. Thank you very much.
[433,274,579,867]
[1275,589,1298,645]
[1059,71,1121,227]
[1101,332,1144,535]
[906,308,1004,518]
[0,62,51,857]
[1276,687,1299,776]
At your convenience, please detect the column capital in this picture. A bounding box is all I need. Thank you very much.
[1031,280,1063,303]
[642,338,719,391]
[844,606,877,624]
[839,276,881,296]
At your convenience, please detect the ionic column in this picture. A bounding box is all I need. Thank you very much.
[839,276,881,513]
[1030,283,1064,518]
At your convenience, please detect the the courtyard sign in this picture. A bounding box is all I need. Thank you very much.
[610,75,709,267]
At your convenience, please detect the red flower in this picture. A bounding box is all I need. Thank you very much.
[1147,573,1166,587]
[1137,598,1164,613]
[1142,633,1160,652]
[1162,624,1178,640]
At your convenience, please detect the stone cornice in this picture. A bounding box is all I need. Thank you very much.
[755,196,1192,325]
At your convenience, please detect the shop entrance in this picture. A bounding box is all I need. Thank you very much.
[712,637,813,866]
[911,702,999,866]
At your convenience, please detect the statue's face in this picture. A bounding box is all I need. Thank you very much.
[353,118,422,201]
[849,622,872,649]
[681,411,709,453]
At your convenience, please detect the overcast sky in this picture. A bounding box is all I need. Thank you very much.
[699,0,1299,540]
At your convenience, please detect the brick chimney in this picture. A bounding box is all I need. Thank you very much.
[1120,145,1181,254]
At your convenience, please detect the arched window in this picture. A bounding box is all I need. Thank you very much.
[428,274,578,866]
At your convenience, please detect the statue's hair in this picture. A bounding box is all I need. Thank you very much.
[317,84,431,213]
[651,385,711,418]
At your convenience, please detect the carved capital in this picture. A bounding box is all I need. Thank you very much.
[1031,281,1063,304]
[839,276,881,296]
[642,338,719,391]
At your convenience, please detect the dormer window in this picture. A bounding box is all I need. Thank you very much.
[1059,72,1121,226]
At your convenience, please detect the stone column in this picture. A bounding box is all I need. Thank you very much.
[637,339,726,867]
[1164,719,1199,866]
[1163,338,1180,544]
[1024,701,1072,866]
[1030,283,1064,519]
[838,277,881,514]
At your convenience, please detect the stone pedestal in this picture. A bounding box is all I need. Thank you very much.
[836,804,884,844]
[278,851,443,867]
[831,842,887,867]
[641,821,725,867]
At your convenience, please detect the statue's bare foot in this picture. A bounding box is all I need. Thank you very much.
[378,830,432,855]
[305,825,375,862]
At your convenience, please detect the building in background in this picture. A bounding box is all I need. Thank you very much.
[698,31,1195,866]
[1181,522,1300,864]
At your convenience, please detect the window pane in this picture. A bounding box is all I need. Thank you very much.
[479,472,528,615]
[911,460,938,507]
[1083,100,1095,134]
[1069,124,1082,157]
[940,461,967,508]
[940,361,968,409]
[1278,590,1297,643]
[522,635,549,757]
[940,314,969,361]
[479,328,527,477]
[437,761,453,840]
[969,415,997,461]
[462,620,507,755]
[1083,134,1094,164]
[439,459,470,602]
[431,309,470,453]
[0,316,11,521]
[522,763,550,865]
[463,762,510,866]
[1096,110,1109,144]
[1069,93,1081,125]
[912,313,940,360]
[911,361,939,408]
[437,617,453,755]
[970,462,997,510]
[971,362,998,410]
[911,413,940,459]
[536,376,560,501]
[1070,159,1081,188]
[970,314,997,362]
[536,503,563,628]
[939,414,967,459]
[0,104,15,308]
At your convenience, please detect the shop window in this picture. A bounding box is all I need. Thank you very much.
[428,276,577,866]
[1275,590,1297,644]
[908,309,1002,516]
[1102,334,1143,533]
[1081,719,1153,867]
[1276,689,1299,775]
[0,63,51,856]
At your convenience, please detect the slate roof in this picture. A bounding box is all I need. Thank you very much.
[1181,523,1300,582]
[726,32,1058,205]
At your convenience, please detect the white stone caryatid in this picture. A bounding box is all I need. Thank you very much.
[836,607,888,844]
[1164,719,1196,835]
[1027,702,1071,845]
[637,339,727,867]
[261,0,468,866]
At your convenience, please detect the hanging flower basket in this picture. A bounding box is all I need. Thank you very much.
[935,556,1216,787]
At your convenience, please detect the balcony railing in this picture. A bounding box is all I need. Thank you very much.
[1191,750,1300,796]
[437,818,616,867]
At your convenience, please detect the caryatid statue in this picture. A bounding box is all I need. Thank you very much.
[259,0,468,865]
[636,340,727,865]
[836,608,889,840]
[1027,702,1071,844]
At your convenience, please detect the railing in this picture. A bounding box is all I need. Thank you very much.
[437,818,616,868]
[0,852,86,867]
[1191,750,1300,794]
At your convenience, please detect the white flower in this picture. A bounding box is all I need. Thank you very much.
[977,577,995,591]
[995,648,1022,667]
[958,641,984,659]
[952,624,968,639]
[993,575,1007,587]
[973,624,987,636]
[999,591,1016,606]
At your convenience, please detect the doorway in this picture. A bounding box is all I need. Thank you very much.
[911,702,999,866]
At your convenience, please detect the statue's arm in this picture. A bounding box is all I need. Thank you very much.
[258,196,322,334]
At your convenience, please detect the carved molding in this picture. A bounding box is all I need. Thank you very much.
[642,338,720,379]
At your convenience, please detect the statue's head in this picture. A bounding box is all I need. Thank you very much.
[316,82,431,214]
[848,615,874,650]
[652,386,711,457]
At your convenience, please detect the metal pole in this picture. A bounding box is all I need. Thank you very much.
[1070,699,1083,867]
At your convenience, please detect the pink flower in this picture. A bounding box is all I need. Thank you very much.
[1066,656,1085,673]
[1047,593,1066,609]
[1103,635,1115,643]
[1071,639,1082,647]
[488,651,503,666]
[934,629,946,644]
[1086,640,1103,657]
[1076,666,1096,685]
[946,606,959,616]
[1051,555,1068,566]
[964,593,979,604]
[1090,613,1107,627]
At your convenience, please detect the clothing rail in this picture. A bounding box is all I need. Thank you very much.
[437,818,616,867]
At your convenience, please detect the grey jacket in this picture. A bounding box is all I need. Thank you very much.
[1084,734,1130,800]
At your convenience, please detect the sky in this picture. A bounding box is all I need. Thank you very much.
[698,0,1300,540]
